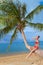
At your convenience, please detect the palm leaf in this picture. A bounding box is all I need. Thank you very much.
[26,5,43,20]
[0,16,8,26]
[0,1,19,16]
[0,11,21,39]
[20,4,27,18]
[0,15,21,27]
[7,27,18,49]
[0,20,17,38]
[0,2,21,24]
[21,20,29,29]
[10,27,18,45]
[28,22,43,31]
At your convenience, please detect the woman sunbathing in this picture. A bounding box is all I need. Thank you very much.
[26,36,40,59]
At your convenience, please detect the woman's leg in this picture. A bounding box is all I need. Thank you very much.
[26,48,37,59]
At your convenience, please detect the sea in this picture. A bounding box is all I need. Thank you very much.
[0,40,43,54]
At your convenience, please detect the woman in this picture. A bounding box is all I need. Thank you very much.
[26,36,40,59]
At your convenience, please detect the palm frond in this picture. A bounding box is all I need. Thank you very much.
[0,24,6,30]
[0,12,20,39]
[0,16,8,26]
[10,27,18,45]
[0,21,17,39]
[26,5,43,20]
[0,16,7,29]
[21,20,28,28]
[0,0,19,16]
[0,13,20,29]
[28,22,43,31]
[7,27,18,49]
[0,1,22,23]
[21,4,26,18]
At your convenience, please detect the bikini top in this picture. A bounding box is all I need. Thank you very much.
[35,41,39,44]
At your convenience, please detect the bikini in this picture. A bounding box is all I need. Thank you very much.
[34,41,39,49]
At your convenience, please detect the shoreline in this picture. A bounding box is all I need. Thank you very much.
[0,51,29,57]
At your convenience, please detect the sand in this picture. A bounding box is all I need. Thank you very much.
[0,52,43,65]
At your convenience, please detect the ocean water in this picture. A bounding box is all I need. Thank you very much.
[0,40,43,54]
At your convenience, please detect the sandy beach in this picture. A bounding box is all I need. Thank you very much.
[0,52,43,65]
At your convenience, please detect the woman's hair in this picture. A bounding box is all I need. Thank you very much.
[38,36,40,39]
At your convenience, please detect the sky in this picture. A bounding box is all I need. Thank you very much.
[0,0,43,43]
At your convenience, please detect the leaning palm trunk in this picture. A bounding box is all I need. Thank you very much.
[21,29,31,50]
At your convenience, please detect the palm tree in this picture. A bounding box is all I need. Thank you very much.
[0,0,43,50]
